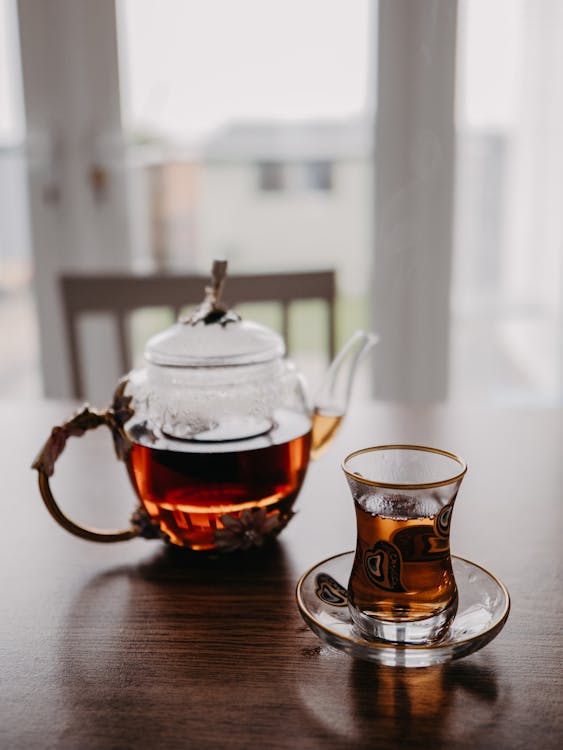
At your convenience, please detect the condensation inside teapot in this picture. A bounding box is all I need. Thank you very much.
[162,415,274,443]
[125,352,307,445]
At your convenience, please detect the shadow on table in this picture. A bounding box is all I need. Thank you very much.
[55,542,295,748]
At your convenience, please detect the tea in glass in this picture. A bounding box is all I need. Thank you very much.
[343,445,466,644]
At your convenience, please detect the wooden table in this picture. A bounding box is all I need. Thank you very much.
[2,400,562,749]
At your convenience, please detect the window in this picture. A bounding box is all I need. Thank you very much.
[302,161,333,191]
[257,162,284,192]
[117,0,372,394]
[257,161,334,193]
[14,0,563,405]
[451,0,563,404]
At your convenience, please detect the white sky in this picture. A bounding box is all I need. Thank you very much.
[0,0,528,142]
[458,0,524,130]
[117,0,371,142]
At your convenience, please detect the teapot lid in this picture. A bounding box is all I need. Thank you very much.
[144,261,285,367]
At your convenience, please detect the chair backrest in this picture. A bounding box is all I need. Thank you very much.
[60,269,336,398]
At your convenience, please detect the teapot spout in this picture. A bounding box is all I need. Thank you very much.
[311,330,378,459]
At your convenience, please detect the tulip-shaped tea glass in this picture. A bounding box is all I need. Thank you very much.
[343,445,467,645]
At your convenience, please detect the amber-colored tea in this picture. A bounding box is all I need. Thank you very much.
[128,411,312,550]
[310,409,344,460]
[348,495,456,622]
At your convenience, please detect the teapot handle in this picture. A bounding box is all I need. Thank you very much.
[31,401,141,543]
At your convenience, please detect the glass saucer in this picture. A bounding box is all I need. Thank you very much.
[296,552,510,668]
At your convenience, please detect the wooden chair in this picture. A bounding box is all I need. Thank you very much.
[60,269,336,398]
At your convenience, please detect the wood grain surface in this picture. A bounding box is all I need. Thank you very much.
[1,400,562,749]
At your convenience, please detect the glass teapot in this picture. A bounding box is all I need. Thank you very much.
[33,261,376,553]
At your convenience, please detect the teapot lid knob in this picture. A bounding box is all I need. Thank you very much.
[209,259,228,305]
[144,260,284,367]
[180,259,240,327]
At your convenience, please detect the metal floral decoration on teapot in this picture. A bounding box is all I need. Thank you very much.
[32,261,377,553]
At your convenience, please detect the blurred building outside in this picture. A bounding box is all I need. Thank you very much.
[132,119,372,302]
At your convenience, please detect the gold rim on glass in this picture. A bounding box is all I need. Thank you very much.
[342,444,467,490]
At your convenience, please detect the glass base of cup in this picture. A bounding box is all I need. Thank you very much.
[348,595,459,645]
